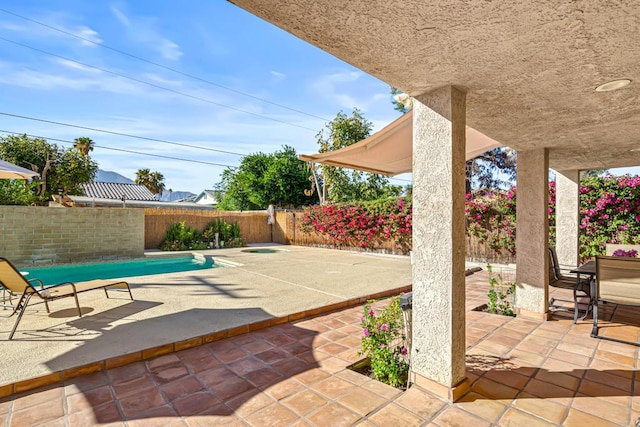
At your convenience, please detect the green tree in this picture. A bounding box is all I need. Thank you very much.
[0,180,37,205]
[467,148,517,193]
[73,137,95,157]
[135,169,166,196]
[580,169,608,178]
[216,145,317,211]
[316,109,402,203]
[0,134,97,200]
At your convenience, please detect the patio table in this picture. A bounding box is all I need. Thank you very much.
[570,260,596,322]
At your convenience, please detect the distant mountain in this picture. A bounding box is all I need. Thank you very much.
[95,170,134,184]
[160,190,197,202]
[94,169,196,201]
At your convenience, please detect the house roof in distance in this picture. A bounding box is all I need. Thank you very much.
[81,182,158,201]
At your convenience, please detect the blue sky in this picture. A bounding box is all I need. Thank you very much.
[0,1,407,194]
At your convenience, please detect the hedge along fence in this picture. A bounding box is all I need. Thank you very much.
[297,198,412,255]
[294,175,640,261]
[144,209,272,249]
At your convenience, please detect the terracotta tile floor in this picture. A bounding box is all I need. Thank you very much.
[2,271,640,426]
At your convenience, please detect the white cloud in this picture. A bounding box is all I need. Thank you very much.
[110,3,183,61]
[0,14,102,48]
[75,26,103,46]
[110,5,131,27]
[53,58,102,73]
[309,70,393,113]
[310,71,363,109]
[270,71,286,81]
[159,40,183,61]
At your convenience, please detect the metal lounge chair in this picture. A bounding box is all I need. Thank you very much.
[548,247,592,322]
[0,257,133,340]
[592,255,640,345]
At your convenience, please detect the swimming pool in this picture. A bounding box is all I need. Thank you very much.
[23,256,218,285]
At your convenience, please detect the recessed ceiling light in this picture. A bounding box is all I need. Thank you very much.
[595,79,631,92]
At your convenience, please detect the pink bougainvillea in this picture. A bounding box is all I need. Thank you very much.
[298,198,412,252]
[298,175,640,261]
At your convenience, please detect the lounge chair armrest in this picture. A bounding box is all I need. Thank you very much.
[27,278,45,289]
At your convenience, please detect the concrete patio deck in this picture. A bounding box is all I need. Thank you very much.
[0,245,412,391]
[2,269,640,426]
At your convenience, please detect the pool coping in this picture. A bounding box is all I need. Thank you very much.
[0,284,412,399]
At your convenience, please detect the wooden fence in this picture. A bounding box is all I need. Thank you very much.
[145,208,513,263]
[145,209,272,249]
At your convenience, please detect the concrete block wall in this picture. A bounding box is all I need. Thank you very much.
[0,206,144,267]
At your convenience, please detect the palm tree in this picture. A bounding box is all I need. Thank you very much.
[135,168,166,197]
[73,137,95,157]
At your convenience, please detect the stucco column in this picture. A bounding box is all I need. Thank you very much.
[555,170,580,268]
[515,148,549,319]
[410,86,468,400]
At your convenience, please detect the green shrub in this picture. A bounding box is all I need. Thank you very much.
[360,297,409,388]
[203,219,244,248]
[160,222,207,251]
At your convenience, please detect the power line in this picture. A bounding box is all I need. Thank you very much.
[0,111,247,156]
[0,36,319,132]
[0,7,331,123]
[0,112,413,181]
[0,129,238,168]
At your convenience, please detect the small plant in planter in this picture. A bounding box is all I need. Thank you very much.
[359,297,410,389]
[485,264,516,317]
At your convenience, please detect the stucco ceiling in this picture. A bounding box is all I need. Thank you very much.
[229,0,640,171]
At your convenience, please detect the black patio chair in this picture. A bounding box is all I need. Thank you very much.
[548,247,592,323]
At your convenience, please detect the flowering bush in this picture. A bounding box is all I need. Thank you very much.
[612,249,638,257]
[360,297,409,388]
[298,198,411,252]
[579,175,640,259]
[299,175,640,262]
[465,187,519,255]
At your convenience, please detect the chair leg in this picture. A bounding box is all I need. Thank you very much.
[572,287,579,324]
[590,300,599,338]
[73,293,82,317]
[9,294,32,340]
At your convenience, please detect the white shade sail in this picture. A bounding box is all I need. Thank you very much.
[0,159,39,179]
[299,110,502,176]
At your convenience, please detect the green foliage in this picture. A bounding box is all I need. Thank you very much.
[316,109,402,202]
[0,134,97,201]
[485,265,516,316]
[160,222,207,251]
[135,168,165,196]
[216,145,316,210]
[203,219,245,248]
[73,137,95,157]
[0,180,37,205]
[360,297,409,388]
[161,220,245,251]
[467,148,517,193]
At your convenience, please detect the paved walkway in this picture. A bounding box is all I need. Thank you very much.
[3,269,640,426]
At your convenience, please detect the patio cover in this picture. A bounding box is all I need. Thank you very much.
[0,159,39,179]
[299,110,502,176]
